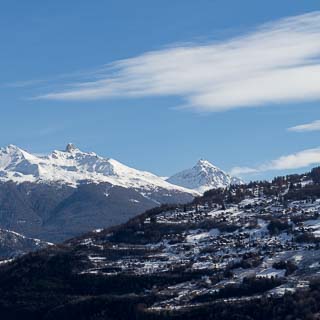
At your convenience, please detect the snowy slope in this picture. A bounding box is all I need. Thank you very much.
[167,159,243,193]
[0,144,196,195]
[0,228,50,259]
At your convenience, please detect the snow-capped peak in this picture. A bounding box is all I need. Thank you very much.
[167,159,243,193]
[0,145,41,178]
[1,144,28,159]
[195,159,219,170]
[0,144,196,196]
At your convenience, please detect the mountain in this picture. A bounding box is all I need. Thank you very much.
[0,144,195,242]
[0,229,50,260]
[167,159,243,193]
[0,168,320,319]
[0,144,195,193]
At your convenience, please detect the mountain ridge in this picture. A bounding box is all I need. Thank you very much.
[0,144,196,194]
[0,228,50,259]
[0,144,242,195]
[167,158,243,193]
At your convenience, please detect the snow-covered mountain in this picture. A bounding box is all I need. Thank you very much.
[0,144,196,242]
[0,145,242,242]
[0,145,241,195]
[0,144,195,195]
[167,159,243,193]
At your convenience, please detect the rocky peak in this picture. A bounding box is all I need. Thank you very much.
[65,143,78,153]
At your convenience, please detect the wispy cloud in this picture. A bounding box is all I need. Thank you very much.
[36,12,320,112]
[4,79,48,88]
[229,167,259,176]
[288,120,320,132]
[2,65,108,90]
[230,147,320,176]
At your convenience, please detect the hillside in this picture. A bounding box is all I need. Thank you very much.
[1,168,320,318]
[0,229,49,260]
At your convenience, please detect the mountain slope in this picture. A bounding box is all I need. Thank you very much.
[0,145,195,242]
[0,229,50,259]
[0,180,194,243]
[167,159,243,193]
[0,168,320,319]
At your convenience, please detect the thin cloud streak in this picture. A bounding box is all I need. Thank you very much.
[230,147,320,176]
[36,11,320,111]
[288,120,320,132]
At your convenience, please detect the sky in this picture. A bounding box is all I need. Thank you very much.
[1,0,320,180]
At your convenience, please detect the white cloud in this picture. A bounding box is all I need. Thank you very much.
[288,120,320,132]
[37,12,320,111]
[230,147,320,176]
[229,167,259,176]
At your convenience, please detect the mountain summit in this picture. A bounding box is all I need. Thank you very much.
[0,144,194,193]
[0,145,241,195]
[65,143,78,153]
[167,159,243,193]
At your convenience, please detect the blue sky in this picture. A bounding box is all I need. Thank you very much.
[1,1,320,180]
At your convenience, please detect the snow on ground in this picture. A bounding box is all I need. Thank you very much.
[186,229,220,243]
[256,268,286,279]
[0,144,197,195]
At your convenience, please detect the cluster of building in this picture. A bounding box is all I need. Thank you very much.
[79,185,320,311]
